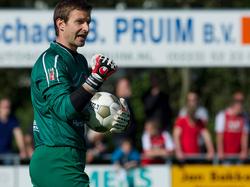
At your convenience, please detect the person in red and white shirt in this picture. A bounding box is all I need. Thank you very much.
[179,91,209,124]
[215,91,249,161]
[174,100,214,162]
[141,119,174,165]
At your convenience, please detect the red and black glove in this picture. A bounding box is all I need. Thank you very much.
[86,54,117,92]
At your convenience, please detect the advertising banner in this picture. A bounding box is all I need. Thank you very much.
[86,165,171,187]
[0,10,250,67]
[0,165,170,187]
[172,165,250,187]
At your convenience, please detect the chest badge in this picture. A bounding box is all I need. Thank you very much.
[48,68,55,81]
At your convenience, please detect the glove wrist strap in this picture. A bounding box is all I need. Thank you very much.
[85,74,104,91]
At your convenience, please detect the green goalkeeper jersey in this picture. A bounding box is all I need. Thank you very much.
[31,42,90,150]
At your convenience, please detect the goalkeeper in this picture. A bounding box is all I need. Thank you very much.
[29,0,130,187]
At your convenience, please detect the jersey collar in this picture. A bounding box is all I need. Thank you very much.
[50,41,75,63]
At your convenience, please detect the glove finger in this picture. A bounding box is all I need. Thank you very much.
[102,56,109,64]
[114,117,130,124]
[116,109,130,117]
[107,58,113,65]
[119,98,129,111]
[112,121,126,129]
[91,54,101,66]
[113,115,130,122]
[114,110,127,117]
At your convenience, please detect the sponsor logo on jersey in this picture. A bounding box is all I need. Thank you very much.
[33,120,39,132]
[48,68,55,81]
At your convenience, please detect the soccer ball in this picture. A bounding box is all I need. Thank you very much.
[85,92,122,132]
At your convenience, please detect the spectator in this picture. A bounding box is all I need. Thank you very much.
[215,91,249,164]
[179,91,208,124]
[141,119,174,165]
[142,75,172,131]
[112,138,140,187]
[0,98,26,164]
[113,77,137,145]
[86,129,108,164]
[173,99,214,163]
[179,91,209,153]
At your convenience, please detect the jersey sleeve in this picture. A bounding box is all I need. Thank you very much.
[174,117,183,129]
[142,132,151,151]
[162,131,174,151]
[215,111,225,133]
[196,107,209,122]
[34,52,77,121]
[178,107,187,117]
[11,117,20,129]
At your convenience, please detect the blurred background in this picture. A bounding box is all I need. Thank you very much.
[0,0,250,187]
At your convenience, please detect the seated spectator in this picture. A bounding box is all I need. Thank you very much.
[86,130,108,164]
[112,138,140,187]
[0,97,26,164]
[141,119,174,165]
[174,100,214,163]
[215,91,249,164]
[179,91,208,124]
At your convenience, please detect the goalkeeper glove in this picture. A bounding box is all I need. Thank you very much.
[110,98,130,133]
[85,54,117,92]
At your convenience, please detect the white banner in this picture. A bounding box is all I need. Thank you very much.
[0,165,171,187]
[0,10,250,67]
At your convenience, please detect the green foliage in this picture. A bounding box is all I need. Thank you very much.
[130,69,150,124]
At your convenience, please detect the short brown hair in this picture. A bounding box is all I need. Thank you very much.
[53,0,92,36]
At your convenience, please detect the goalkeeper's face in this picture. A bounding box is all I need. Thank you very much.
[59,9,90,50]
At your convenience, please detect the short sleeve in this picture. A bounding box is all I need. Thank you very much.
[174,117,183,129]
[215,111,225,133]
[162,131,174,151]
[142,132,151,151]
[10,117,19,129]
[179,108,187,117]
[196,107,209,122]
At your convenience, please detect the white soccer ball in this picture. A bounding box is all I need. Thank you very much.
[85,92,122,132]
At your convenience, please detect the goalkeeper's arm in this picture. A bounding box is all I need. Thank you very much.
[70,54,117,112]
